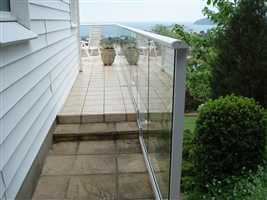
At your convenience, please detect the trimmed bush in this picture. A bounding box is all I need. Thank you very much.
[194,95,265,186]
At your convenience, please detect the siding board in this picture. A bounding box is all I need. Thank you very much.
[46,20,71,33]
[0,0,80,198]
[0,40,77,119]
[0,36,76,92]
[51,47,78,81]
[46,29,72,45]
[5,65,78,199]
[29,0,70,12]
[0,172,5,199]
[0,76,50,146]
[29,4,70,20]
[1,86,52,175]
[0,35,47,68]
[30,21,46,35]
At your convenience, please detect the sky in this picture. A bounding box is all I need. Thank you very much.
[79,0,208,23]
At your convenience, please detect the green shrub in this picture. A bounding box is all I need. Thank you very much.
[181,129,196,192]
[194,95,265,186]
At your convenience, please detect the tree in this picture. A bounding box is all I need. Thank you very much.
[205,0,267,107]
[173,25,214,108]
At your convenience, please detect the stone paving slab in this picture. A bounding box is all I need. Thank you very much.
[33,176,70,199]
[66,175,117,199]
[54,122,140,141]
[117,154,147,173]
[57,56,137,124]
[33,139,154,200]
[78,140,116,155]
[118,174,154,199]
[116,139,142,154]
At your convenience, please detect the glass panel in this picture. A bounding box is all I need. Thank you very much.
[0,0,10,12]
[84,25,178,199]
[136,35,149,126]
[145,42,175,199]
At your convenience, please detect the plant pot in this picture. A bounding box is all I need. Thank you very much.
[100,48,116,66]
[124,47,140,65]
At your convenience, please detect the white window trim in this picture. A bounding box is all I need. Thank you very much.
[0,11,16,22]
[0,0,38,47]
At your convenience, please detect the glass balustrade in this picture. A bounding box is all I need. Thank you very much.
[84,24,188,200]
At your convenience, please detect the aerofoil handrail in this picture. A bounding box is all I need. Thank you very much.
[116,24,188,49]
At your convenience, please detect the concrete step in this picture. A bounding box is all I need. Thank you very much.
[56,112,137,124]
[53,122,140,142]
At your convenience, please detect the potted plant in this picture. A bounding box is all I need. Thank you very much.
[100,37,116,66]
[122,36,140,65]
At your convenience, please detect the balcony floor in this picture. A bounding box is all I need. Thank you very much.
[57,55,137,124]
[32,139,154,200]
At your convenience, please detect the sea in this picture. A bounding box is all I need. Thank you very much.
[80,21,215,39]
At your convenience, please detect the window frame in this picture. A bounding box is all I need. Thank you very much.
[0,0,37,47]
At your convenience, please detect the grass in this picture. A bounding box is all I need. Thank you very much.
[184,115,197,132]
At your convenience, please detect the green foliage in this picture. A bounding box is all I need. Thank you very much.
[182,129,196,192]
[173,25,214,107]
[151,24,178,38]
[203,0,239,28]
[100,37,115,49]
[120,36,137,48]
[185,165,267,200]
[153,24,214,111]
[194,95,266,186]
[205,0,267,107]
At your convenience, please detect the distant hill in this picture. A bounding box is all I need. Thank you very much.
[194,18,214,25]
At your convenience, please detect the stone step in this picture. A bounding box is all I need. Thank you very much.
[54,122,140,142]
[57,112,137,124]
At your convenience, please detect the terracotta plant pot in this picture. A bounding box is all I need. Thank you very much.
[100,48,116,66]
[124,47,140,65]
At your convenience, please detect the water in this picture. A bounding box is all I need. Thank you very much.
[80,22,215,39]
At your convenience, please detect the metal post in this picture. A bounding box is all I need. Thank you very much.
[169,48,188,200]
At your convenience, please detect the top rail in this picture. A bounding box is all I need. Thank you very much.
[81,23,188,49]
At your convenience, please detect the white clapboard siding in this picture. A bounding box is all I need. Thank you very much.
[0,79,51,171]
[1,87,52,181]
[0,0,80,198]
[52,56,79,92]
[30,21,46,35]
[5,64,79,199]
[62,0,70,5]
[0,172,5,199]
[0,36,76,92]
[0,40,77,119]
[3,55,78,196]
[29,3,70,20]
[51,47,78,81]
[46,29,73,45]
[29,0,70,12]
[46,20,71,33]
[0,35,47,68]
[0,76,50,147]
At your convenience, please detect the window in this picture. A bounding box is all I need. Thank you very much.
[0,0,10,12]
[0,0,37,46]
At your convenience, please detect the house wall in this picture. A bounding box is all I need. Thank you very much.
[0,0,80,199]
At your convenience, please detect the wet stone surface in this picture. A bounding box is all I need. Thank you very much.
[33,139,154,200]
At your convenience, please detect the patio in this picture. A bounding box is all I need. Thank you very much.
[32,139,154,200]
[57,55,137,124]
[58,49,174,125]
